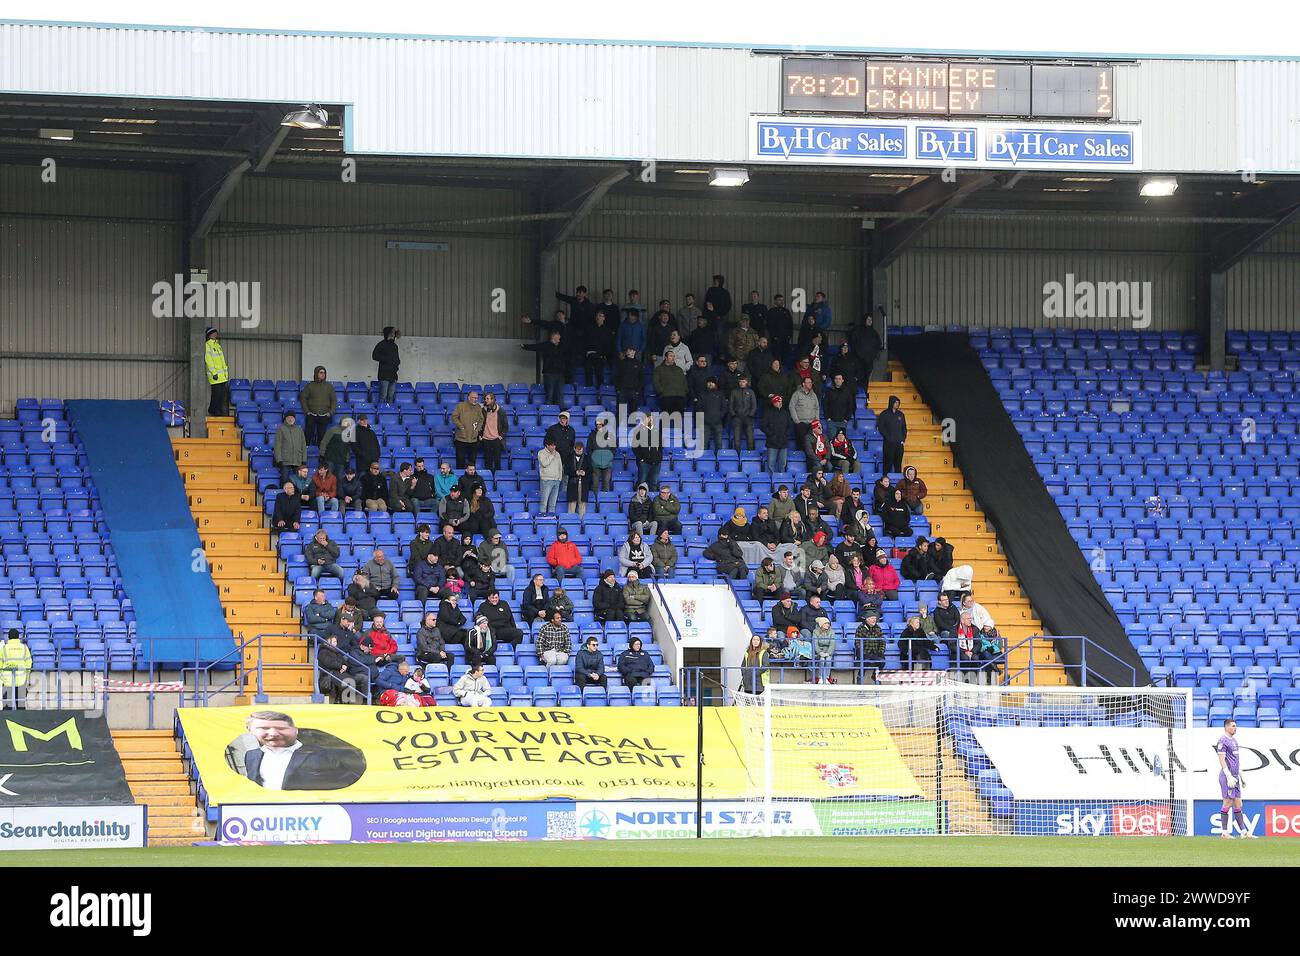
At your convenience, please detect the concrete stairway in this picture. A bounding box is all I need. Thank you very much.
[111,729,208,847]
[867,363,1066,685]
[173,416,312,700]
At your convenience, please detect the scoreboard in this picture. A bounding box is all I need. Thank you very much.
[782,58,1113,120]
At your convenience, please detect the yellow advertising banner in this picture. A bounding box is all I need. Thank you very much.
[176,705,923,805]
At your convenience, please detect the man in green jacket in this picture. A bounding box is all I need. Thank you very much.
[652,351,689,415]
[1,628,32,708]
[273,412,307,485]
[650,486,682,535]
[299,365,337,448]
[622,570,652,622]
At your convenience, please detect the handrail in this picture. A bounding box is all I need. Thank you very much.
[999,634,1138,688]
[649,576,684,645]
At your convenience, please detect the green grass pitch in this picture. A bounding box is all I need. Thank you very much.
[2,837,1296,867]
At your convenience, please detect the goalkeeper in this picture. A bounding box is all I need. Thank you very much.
[1216,718,1256,839]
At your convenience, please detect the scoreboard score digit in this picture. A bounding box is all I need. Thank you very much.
[1032,65,1114,118]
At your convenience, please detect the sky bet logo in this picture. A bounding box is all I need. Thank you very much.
[1056,805,1172,836]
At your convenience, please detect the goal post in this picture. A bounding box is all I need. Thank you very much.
[734,682,1194,837]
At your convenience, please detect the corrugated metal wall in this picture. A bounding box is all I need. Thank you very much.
[559,193,863,328]
[888,217,1207,330]
[1115,60,1238,172]
[1223,222,1300,330]
[0,165,185,412]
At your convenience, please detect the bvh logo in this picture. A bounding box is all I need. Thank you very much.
[1264,804,1300,837]
[1112,804,1172,836]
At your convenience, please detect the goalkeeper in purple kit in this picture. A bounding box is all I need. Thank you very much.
[1216,718,1256,839]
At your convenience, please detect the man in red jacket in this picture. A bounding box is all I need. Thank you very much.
[362,613,399,661]
[545,528,584,584]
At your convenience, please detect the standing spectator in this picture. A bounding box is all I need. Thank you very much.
[304,529,345,583]
[645,311,679,367]
[738,634,768,694]
[728,375,757,451]
[271,481,301,532]
[273,412,307,485]
[204,327,230,417]
[687,354,713,407]
[537,610,572,666]
[454,664,492,707]
[582,310,616,387]
[899,465,928,516]
[761,395,791,473]
[619,532,654,576]
[478,392,508,472]
[299,365,337,448]
[623,289,647,323]
[556,284,597,332]
[521,328,567,406]
[311,464,338,514]
[464,614,496,668]
[756,358,794,407]
[372,327,401,405]
[766,294,794,364]
[622,570,652,621]
[412,552,448,605]
[352,414,381,476]
[677,292,703,332]
[728,312,759,364]
[546,528,583,583]
[823,373,856,439]
[830,342,867,395]
[617,637,655,691]
[566,441,593,516]
[544,411,577,471]
[616,313,646,361]
[596,289,621,330]
[788,378,822,449]
[700,377,727,452]
[627,483,656,537]
[854,608,886,678]
[575,636,607,689]
[745,337,775,387]
[660,330,692,369]
[809,617,836,684]
[361,462,390,512]
[703,528,748,580]
[704,274,732,323]
[593,570,626,623]
[632,413,663,491]
[588,414,616,496]
[651,486,682,535]
[876,395,907,474]
[809,291,832,331]
[868,550,901,601]
[651,528,678,577]
[477,589,523,645]
[653,350,689,413]
[614,346,644,409]
[451,390,486,469]
[850,310,884,385]
[320,417,354,482]
[537,438,564,515]
[742,290,769,337]
[363,549,400,601]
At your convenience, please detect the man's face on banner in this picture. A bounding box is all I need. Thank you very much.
[248,718,298,749]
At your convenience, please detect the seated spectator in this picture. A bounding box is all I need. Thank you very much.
[406,666,432,699]
[801,530,831,570]
[802,419,830,472]
[337,466,363,513]
[433,461,458,501]
[809,617,836,684]
[334,595,365,632]
[824,553,849,601]
[628,484,657,536]
[932,592,960,641]
[388,463,419,515]
[406,523,435,574]
[769,485,795,524]
[575,636,607,689]
[829,428,859,474]
[868,550,901,601]
[461,555,495,602]
[412,552,448,604]
[901,537,936,581]
[363,549,400,601]
[361,613,399,667]
[917,601,940,643]
[437,593,469,645]
[880,488,913,538]
[311,463,339,513]
[784,626,813,674]
[899,465,928,515]
[546,585,575,621]
[457,462,486,501]
[617,637,655,691]
[930,537,955,578]
[777,551,805,599]
[546,528,583,583]
[871,475,893,514]
[477,589,522,644]
[738,633,769,694]
[804,559,829,599]
[977,629,1003,684]
[752,556,782,601]
[644,527,676,577]
[748,504,779,553]
[411,458,437,505]
[961,593,996,633]
[854,607,886,676]
[360,462,390,512]
[454,664,492,707]
[476,529,516,583]
[415,610,453,670]
[464,614,496,667]
[799,592,833,634]
[377,658,413,696]
[718,506,749,542]
[619,532,654,576]
[461,486,497,536]
[770,591,802,634]
[803,507,832,542]
[899,615,940,670]
[430,524,462,567]
[347,571,380,619]
[302,589,336,639]
[520,574,551,624]
[318,633,364,704]
[652,485,682,535]
[537,609,572,666]
[940,564,974,604]
[826,472,852,514]
[622,570,652,622]
[304,529,345,582]
[438,486,470,530]
[592,570,626,623]
[703,528,748,580]
[779,509,810,545]
[955,611,981,680]
[273,411,307,485]
[271,481,301,531]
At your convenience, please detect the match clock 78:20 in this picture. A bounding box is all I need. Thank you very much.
[782,59,868,113]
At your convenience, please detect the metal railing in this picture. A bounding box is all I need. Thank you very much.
[999,634,1138,688]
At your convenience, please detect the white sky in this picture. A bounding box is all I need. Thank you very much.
[8,0,1300,59]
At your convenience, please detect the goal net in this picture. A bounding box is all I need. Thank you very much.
[731,682,1193,837]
